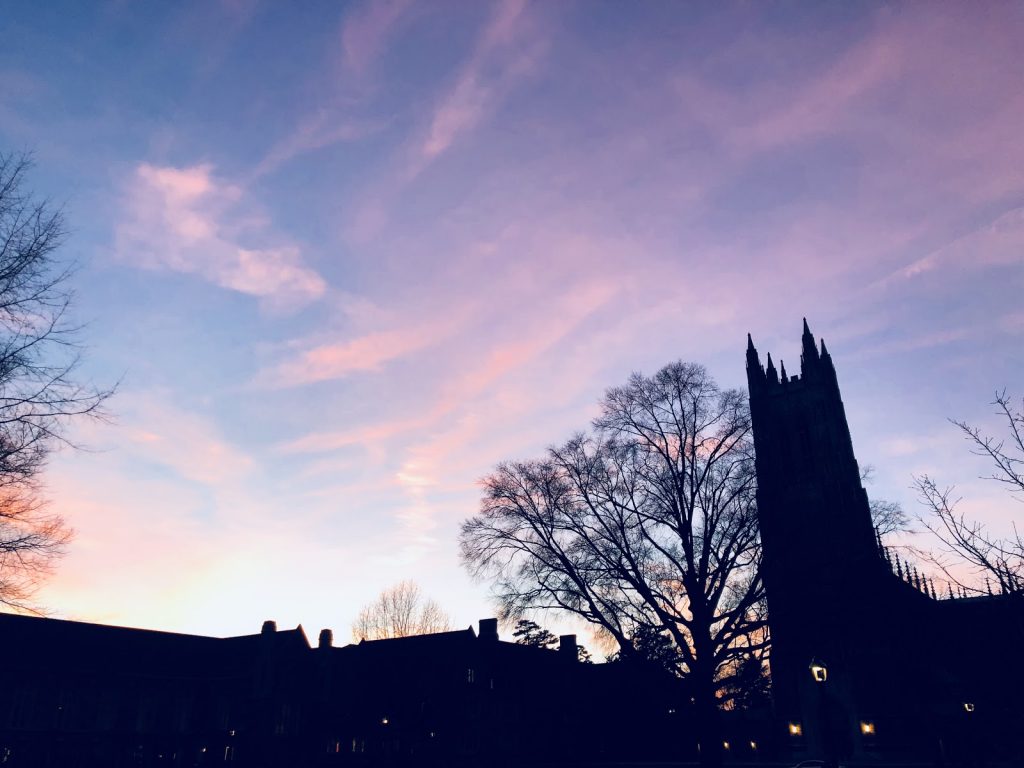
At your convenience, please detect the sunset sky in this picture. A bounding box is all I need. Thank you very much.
[1,1,1021,644]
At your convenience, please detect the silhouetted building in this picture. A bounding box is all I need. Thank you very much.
[747,320,1024,764]
[0,614,696,767]
[0,614,313,767]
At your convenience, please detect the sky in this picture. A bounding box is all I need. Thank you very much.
[1,1,1021,645]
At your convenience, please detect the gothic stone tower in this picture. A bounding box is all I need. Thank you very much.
[746,320,890,749]
[746,322,1024,760]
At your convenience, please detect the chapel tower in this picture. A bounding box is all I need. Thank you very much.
[745,320,885,723]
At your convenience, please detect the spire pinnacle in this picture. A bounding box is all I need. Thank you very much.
[745,332,765,390]
[779,359,788,382]
[765,353,779,385]
[801,317,819,367]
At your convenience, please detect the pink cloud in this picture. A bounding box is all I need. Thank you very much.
[117,163,326,309]
[340,0,414,75]
[345,0,547,241]
[258,302,474,389]
[278,270,623,498]
[264,327,431,387]
[415,0,542,169]
[120,392,255,487]
[254,112,384,178]
[903,207,1024,278]
[738,26,899,152]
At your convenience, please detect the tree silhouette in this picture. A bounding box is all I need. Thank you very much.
[461,361,764,766]
[606,625,682,673]
[0,153,114,610]
[512,619,557,649]
[351,580,452,641]
[916,390,1024,594]
[861,465,910,538]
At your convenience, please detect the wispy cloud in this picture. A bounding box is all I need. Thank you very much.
[250,0,416,178]
[346,0,547,241]
[116,163,326,309]
[340,0,414,75]
[412,0,542,175]
[120,392,255,488]
[886,206,1024,283]
[254,112,384,178]
[260,325,447,389]
[257,300,475,388]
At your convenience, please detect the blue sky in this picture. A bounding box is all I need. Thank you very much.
[1,0,1021,644]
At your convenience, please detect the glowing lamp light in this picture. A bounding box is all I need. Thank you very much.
[788,722,803,736]
[860,721,876,735]
[749,740,758,750]
[381,716,389,725]
[963,702,975,713]
[722,741,730,751]
[809,659,828,683]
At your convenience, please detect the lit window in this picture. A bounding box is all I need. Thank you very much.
[788,722,803,736]
[466,668,475,683]
[860,721,875,735]
[963,702,975,713]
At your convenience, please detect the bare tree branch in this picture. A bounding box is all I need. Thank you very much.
[0,152,115,611]
[460,362,766,766]
[914,391,1024,595]
[351,580,453,641]
[860,464,911,538]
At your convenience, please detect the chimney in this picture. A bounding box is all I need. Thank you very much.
[261,619,277,635]
[559,634,577,662]
[318,628,333,649]
[478,618,499,642]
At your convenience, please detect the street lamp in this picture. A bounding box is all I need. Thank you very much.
[809,659,828,683]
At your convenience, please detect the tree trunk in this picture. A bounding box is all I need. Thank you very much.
[693,668,723,768]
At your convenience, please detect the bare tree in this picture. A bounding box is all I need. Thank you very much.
[351,580,452,641]
[915,391,1024,594]
[861,465,910,538]
[0,153,113,611]
[460,362,764,765]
